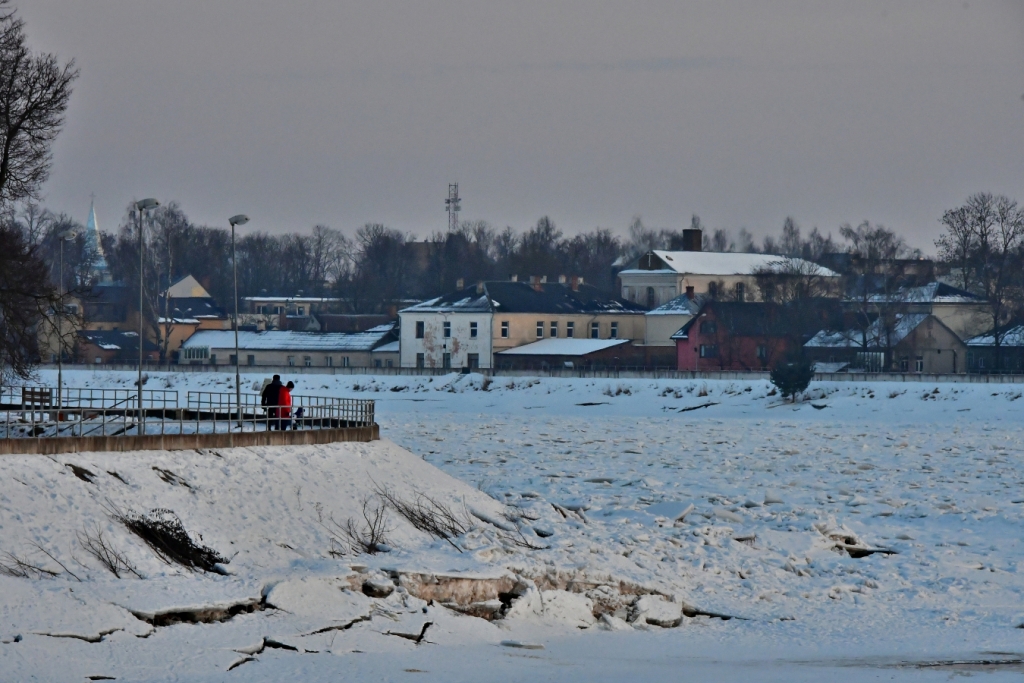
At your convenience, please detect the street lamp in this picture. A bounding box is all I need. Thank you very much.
[229,214,249,430]
[135,198,159,430]
[57,228,77,414]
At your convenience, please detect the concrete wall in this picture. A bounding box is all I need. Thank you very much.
[0,424,378,456]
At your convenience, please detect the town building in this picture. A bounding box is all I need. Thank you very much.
[965,325,1024,374]
[398,279,647,370]
[494,338,638,370]
[77,330,160,365]
[673,300,843,372]
[804,313,966,373]
[178,324,397,368]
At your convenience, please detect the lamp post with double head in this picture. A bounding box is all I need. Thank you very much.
[134,198,159,429]
[57,228,78,413]
[229,214,249,430]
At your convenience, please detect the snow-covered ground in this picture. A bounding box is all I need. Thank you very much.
[2,368,1024,681]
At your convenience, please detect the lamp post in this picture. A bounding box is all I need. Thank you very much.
[57,228,78,413]
[229,214,250,430]
[134,198,159,430]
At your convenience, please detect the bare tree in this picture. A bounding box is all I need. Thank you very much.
[0,1,78,206]
[0,222,58,384]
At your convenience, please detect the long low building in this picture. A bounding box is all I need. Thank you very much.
[179,325,397,368]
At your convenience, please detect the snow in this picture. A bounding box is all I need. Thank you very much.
[621,250,838,277]
[968,325,1024,347]
[805,313,929,348]
[3,367,1024,681]
[182,327,393,352]
[495,338,631,356]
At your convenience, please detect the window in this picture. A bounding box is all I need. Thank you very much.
[287,355,295,366]
[590,322,600,339]
[899,356,909,372]
[699,344,719,358]
[610,322,618,338]
[500,321,509,338]
[708,282,718,298]
[374,359,382,368]
[304,355,312,367]
[415,321,425,339]
[470,321,478,338]
[699,320,717,335]
[342,356,350,368]
[326,356,333,367]
[550,321,558,338]
[257,305,267,315]
[566,321,574,338]
[442,353,451,369]
[756,345,767,360]
[467,353,479,369]
[183,346,209,361]
[229,354,237,365]
[416,353,425,369]
[273,306,283,315]
[855,352,885,372]
[386,359,393,367]
[646,287,656,308]
[247,354,255,366]
[915,356,924,373]
[296,306,305,316]
[95,356,102,364]
[735,283,745,301]
[536,321,544,338]
[443,321,451,338]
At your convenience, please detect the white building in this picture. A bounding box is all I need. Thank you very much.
[398,292,493,370]
[180,325,397,368]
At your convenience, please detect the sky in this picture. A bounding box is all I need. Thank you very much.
[17,1,1024,252]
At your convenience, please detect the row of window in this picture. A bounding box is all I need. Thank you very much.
[698,344,768,359]
[255,305,307,316]
[414,320,621,340]
[183,352,392,368]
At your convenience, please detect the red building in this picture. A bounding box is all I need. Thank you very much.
[672,300,842,371]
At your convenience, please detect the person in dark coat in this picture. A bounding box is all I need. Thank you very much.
[261,375,284,429]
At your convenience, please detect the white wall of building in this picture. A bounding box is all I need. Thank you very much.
[399,312,493,369]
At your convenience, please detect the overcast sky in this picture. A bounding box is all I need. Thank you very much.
[18,1,1024,252]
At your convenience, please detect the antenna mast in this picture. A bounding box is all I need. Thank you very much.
[445,183,461,232]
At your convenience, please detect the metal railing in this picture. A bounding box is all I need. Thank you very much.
[0,386,375,440]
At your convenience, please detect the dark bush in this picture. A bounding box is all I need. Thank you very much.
[770,358,814,402]
[113,507,227,573]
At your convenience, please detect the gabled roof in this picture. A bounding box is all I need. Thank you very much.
[78,330,159,352]
[861,282,983,304]
[181,325,396,352]
[401,282,647,315]
[805,313,933,349]
[966,325,1024,348]
[165,275,211,299]
[496,338,631,356]
[620,250,838,278]
[646,293,706,316]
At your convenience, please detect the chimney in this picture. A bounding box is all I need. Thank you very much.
[682,228,702,252]
[456,278,464,290]
[540,275,547,283]
[510,274,517,282]
[476,281,484,294]
[530,275,542,292]
[686,286,695,300]
[558,274,567,284]
[570,275,582,291]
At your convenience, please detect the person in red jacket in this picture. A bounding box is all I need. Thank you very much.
[279,381,294,430]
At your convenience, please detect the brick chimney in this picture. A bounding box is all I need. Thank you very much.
[570,276,583,291]
[682,228,702,252]
[530,275,542,292]
[686,286,695,300]
[558,274,567,284]
[510,274,517,282]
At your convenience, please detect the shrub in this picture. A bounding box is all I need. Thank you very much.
[770,358,814,402]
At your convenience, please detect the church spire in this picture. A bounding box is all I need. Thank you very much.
[85,194,111,283]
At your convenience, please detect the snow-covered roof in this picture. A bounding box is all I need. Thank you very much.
[862,282,982,304]
[372,340,400,353]
[496,338,631,356]
[164,275,211,299]
[966,325,1024,347]
[241,296,341,303]
[646,294,703,316]
[182,328,394,352]
[158,317,200,324]
[401,294,492,313]
[805,313,930,349]
[621,250,838,277]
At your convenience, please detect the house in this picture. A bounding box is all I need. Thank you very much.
[80,284,131,331]
[848,282,990,341]
[158,275,231,360]
[178,324,397,368]
[617,231,838,309]
[494,338,638,370]
[398,279,647,370]
[644,292,705,346]
[965,325,1024,374]
[77,330,160,365]
[673,300,843,372]
[805,313,966,373]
